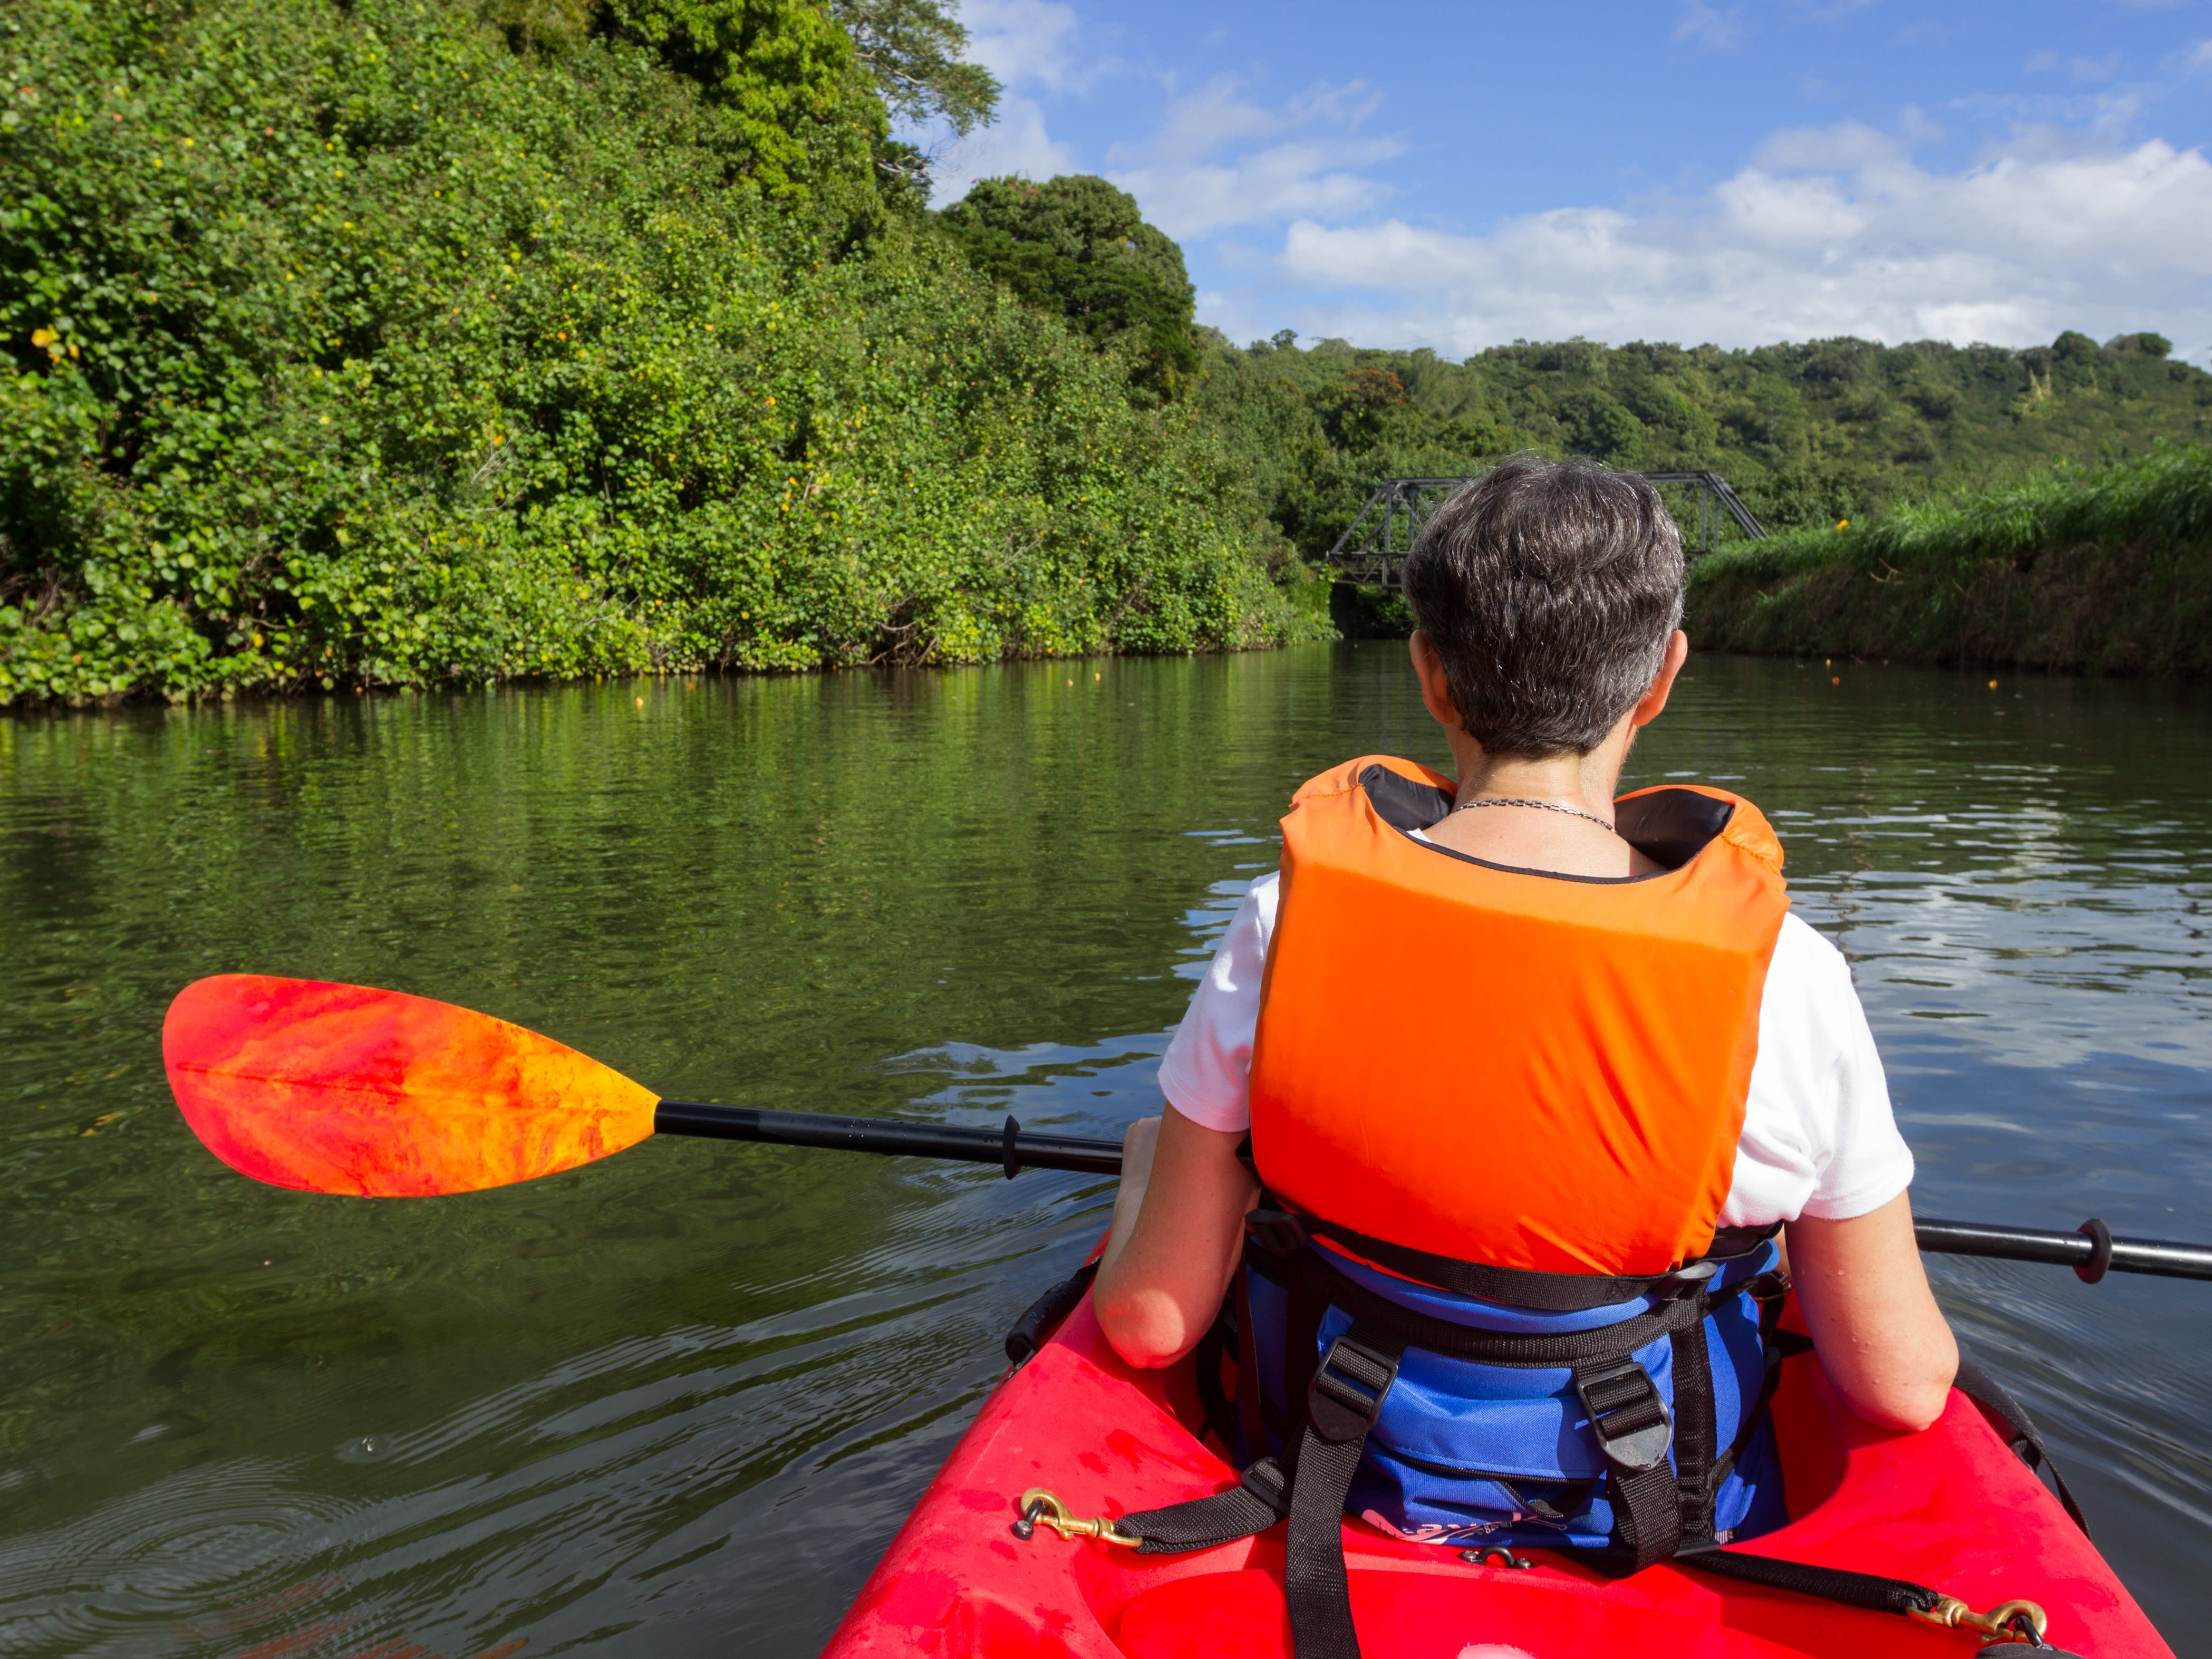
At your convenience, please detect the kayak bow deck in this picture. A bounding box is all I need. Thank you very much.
[824,1288,2169,1658]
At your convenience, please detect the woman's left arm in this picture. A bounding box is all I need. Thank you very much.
[1094,1105,1260,1368]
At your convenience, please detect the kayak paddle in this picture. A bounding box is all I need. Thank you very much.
[163,975,2212,1282]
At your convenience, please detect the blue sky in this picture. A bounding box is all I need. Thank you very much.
[917,1,2212,361]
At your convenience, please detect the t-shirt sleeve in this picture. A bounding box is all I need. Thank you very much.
[1720,911,1916,1228]
[1155,873,1276,1134]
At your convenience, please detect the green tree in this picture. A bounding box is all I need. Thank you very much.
[828,0,998,202]
[600,0,885,208]
[0,0,1313,705]
[939,175,1197,397]
[829,0,998,134]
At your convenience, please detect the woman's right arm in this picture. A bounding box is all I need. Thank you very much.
[1785,1190,1958,1433]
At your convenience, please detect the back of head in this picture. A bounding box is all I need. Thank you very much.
[1402,455,1684,759]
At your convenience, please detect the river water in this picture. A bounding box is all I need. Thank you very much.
[2,648,2209,1657]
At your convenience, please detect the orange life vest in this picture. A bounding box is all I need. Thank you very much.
[1247,755,1790,1280]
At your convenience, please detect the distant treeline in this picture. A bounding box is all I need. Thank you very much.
[1198,329,2212,564]
[7,0,2212,705]
[1685,442,2212,677]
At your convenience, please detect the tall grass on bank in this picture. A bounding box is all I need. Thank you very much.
[1684,443,2212,676]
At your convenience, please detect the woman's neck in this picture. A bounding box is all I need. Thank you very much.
[1425,726,1658,879]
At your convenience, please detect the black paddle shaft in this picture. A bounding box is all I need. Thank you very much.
[651,1101,2212,1283]
[652,1101,1121,1175]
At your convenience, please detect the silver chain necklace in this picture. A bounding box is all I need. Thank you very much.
[1448,795,1618,834]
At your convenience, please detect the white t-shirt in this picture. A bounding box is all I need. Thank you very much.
[1157,870,1914,1228]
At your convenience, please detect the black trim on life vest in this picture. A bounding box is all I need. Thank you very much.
[1250,1236,1711,1368]
[1356,764,1738,875]
[1247,1201,1782,1314]
[1616,788,1740,869]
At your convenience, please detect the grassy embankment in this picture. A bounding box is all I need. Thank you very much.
[1685,443,2212,676]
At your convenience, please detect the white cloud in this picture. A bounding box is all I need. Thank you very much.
[960,0,1081,91]
[931,95,1076,199]
[1257,124,2212,359]
[926,5,1405,239]
[1104,78,1403,239]
[925,0,1084,202]
[1675,0,1747,52]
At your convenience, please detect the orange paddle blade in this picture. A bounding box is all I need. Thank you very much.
[163,975,659,1196]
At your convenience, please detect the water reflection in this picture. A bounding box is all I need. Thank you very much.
[2,650,2208,1654]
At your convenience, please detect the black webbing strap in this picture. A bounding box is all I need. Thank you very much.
[1669,1319,1718,1546]
[1711,1270,1800,1493]
[1252,1203,1779,1313]
[1112,1326,1407,1659]
[1953,1356,2090,1536]
[1292,1242,1711,1367]
[1284,1324,1404,1659]
[1119,1457,1291,1556]
[1673,1544,1941,1615]
[1282,1264,1329,1469]
[1684,1547,2085,1655]
[1573,1357,1681,1571]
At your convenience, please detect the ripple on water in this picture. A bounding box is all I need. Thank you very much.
[0,1464,362,1654]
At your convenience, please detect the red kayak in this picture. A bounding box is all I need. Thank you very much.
[825,1288,2170,1658]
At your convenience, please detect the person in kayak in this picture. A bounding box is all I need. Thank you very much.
[1091,454,1956,1580]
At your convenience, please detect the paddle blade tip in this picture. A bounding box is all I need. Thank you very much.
[161,975,658,1197]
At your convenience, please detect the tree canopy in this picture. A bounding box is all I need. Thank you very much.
[939,175,1197,397]
[0,0,1310,705]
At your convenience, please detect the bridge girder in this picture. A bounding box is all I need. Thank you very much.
[1325,470,1767,588]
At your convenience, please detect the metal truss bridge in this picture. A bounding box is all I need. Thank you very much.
[1325,471,1767,589]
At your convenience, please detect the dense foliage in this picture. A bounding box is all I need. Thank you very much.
[10,0,2212,707]
[939,176,1197,398]
[0,0,1307,704]
[1194,329,2212,562]
[1685,442,2212,675]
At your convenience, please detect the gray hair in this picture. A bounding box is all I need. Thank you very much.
[1401,454,1684,758]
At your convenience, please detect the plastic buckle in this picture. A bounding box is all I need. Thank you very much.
[1658,1258,1720,1300]
[1306,1333,1400,1444]
[1242,1208,1309,1255]
[1575,1359,1674,1473]
[1237,1458,1291,1517]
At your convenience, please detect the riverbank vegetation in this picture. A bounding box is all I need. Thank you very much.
[1,0,1312,705]
[1685,442,2212,676]
[1200,329,2212,564]
[7,0,2212,705]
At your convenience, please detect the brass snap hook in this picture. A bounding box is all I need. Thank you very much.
[1010,1489,1144,1548]
[1909,1595,2049,1646]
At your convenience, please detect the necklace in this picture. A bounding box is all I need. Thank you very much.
[1448,795,1618,834]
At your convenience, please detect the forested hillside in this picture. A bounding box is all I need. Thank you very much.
[1193,329,2212,562]
[0,0,1310,704]
[7,0,2212,705]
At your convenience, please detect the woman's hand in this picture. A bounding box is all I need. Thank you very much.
[1094,1106,1259,1369]
[1786,1190,1958,1433]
